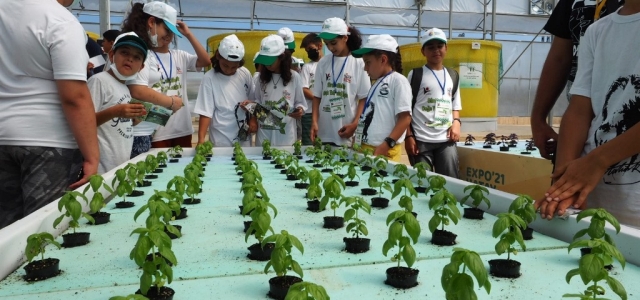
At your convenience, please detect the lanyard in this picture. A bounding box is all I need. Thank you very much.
[426,66,447,96]
[594,0,608,21]
[153,51,173,81]
[360,71,394,121]
[331,55,348,90]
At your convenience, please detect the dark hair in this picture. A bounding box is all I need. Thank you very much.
[103,29,121,42]
[300,33,322,49]
[121,3,164,49]
[259,52,292,89]
[367,48,403,74]
[345,26,363,52]
[210,50,245,73]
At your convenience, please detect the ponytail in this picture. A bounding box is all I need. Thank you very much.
[345,26,363,52]
[121,2,163,49]
[259,52,293,88]
[369,49,403,73]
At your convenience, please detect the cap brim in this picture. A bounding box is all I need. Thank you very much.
[114,42,148,60]
[163,20,183,38]
[318,32,340,40]
[351,47,374,58]
[422,37,447,46]
[285,41,296,50]
[254,54,278,66]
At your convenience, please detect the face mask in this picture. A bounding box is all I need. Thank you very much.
[307,49,320,61]
[148,23,159,48]
[110,63,137,81]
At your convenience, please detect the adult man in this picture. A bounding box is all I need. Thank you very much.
[102,29,121,54]
[531,0,624,159]
[299,33,324,145]
[0,0,99,229]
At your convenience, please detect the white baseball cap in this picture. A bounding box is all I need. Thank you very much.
[218,34,245,62]
[143,1,183,38]
[351,34,398,58]
[422,28,447,46]
[277,27,296,50]
[254,35,285,66]
[318,17,349,40]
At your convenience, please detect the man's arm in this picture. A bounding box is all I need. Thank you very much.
[530,36,573,159]
[57,80,99,189]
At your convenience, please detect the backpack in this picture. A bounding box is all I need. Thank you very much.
[409,66,459,135]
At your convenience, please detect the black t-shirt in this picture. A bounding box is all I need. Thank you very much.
[85,35,104,77]
[543,0,624,82]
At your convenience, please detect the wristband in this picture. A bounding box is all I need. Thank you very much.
[168,96,175,110]
[406,135,415,139]
[453,118,462,125]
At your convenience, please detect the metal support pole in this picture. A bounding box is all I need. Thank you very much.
[250,0,256,31]
[417,3,422,43]
[491,0,496,41]
[448,0,453,39]
[99,0,110,37]
[345,0,350,25]
[483,0,487,40]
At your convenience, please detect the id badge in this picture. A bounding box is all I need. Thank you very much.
[354,121,365,146]
[433,100,451,129]
[329,97,346,120]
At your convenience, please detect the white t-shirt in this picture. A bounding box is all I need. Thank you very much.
[193,67,254,147]
[407,66,462,143]
[128,50,198,138]
[253,72,307,146]
[570,10,640,228]
[311,54,371,146]
[358,72,412,147]
[0,0,88,149]
[300,61,318,113]
[88,72,134,174]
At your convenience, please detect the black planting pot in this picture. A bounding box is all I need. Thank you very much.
[237,171,243,176]
[488,259,521,278]
[520,151,531,155]
[137,180,152,187]
[205,154,213,158]
[89,212,110,225]
[136,286,175,300]
[62,232,90,248]
[323,216,344,229]
[371,197,389,208]
[377,170,388,177]
[392,179,399,184]
[268,275,303,300]
[509,144,517,148]
[499,146,510,152]
[169,158,179,163]
[483,145,492,149]
[361,165,372,172]
[115,201,134,209]
[263,155,272,160]
[173,154,182,158]
[153,168,163,174]
[158,163,167,168]
[411,212,418,218]
[431,229,457,246]
[305,159,315,164]
[128,190,145,197]
[286,175,298,181]
[463,207,485,220]
[343,237,370,254]
[361,188,377,196]
[306,200,323,212]
[414,186,427,193]
[205,157,211,162]
[244,221,254,234]
[345,180,359,187]
[280,170,287,174]
[522,226,534,240]
[385,267,419,289]
[183,198,201,205]
[247,242,275,261]
[294,182,309,189]
[165,225,182,240]
[321,168,333,173]
[145,174,158,180]
[172,208,188,220]
[270,160,277,164]
[312,163,323,168]
[23,258,60,281]
[275,164,285,169]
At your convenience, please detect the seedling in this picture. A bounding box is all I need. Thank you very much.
[460,185,491,210]
[192,153,207,167]
[185,162,204,178]
[156,151,168,166]
[84,174,114,214]
[427,178,461,233]
[410,162,430,190]
[293,140,302,156]
[111,166,136,205]
[262,139,272,158]
[391,178,418,213]
[244,193,278,244]
[145,155,159,172]
[464,134,475,145]
[332,147,348,163]
[263,230,304,278]
[374,155,388,175]
[360,148,374,169]
[129,224,178,296]
[53,190,94,230]
[564,209,627,300]
[25,232,61,263]
[441,248,491,299]
[296,165,310,185]
[134,190,182,237]
[382,208,421,268]
[367,168,392,197]
[508,194,537,226]
[342,196,371,239]
[285,155,299,177]
[306,169,323,200]
[285,282,330,300]
[345,161,360,182]
[492,213,527,261]
[392,164,410,179]
[184,169,203,201]
[304,147,319,163]
[320,173,346,216]
[166,176,188,196]
[167,145,183,158]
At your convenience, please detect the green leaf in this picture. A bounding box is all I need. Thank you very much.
[291,260,304,278]
[404,215,421,244]
[359,224,369,236]
[579,254,604,285]
[492,216,509,238]
[140,273,153,295]
[605,275,628,300]
[389,221,403,240]
[428,215,441,233]
[289,235,305,254]
[565,268,580,283]
[464,251,489,288]
[344,208,356,221]
[52,215,65,229]
[382,239,396,256]
[402,244,416,267]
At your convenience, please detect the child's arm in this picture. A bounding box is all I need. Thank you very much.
[374,112,411,156]
[197,115,211,145]
[96,103,146,126]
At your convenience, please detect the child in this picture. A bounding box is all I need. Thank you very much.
[248,35,307,146]
[194,34,256,147]
[538,1,640,228]
[351,34,412,161]
[88,32,148,174]
[299,33,324,145]
[311,17,371,146]
[405,28,462,178]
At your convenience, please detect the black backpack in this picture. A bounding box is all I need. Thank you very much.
[408,66,459,135]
